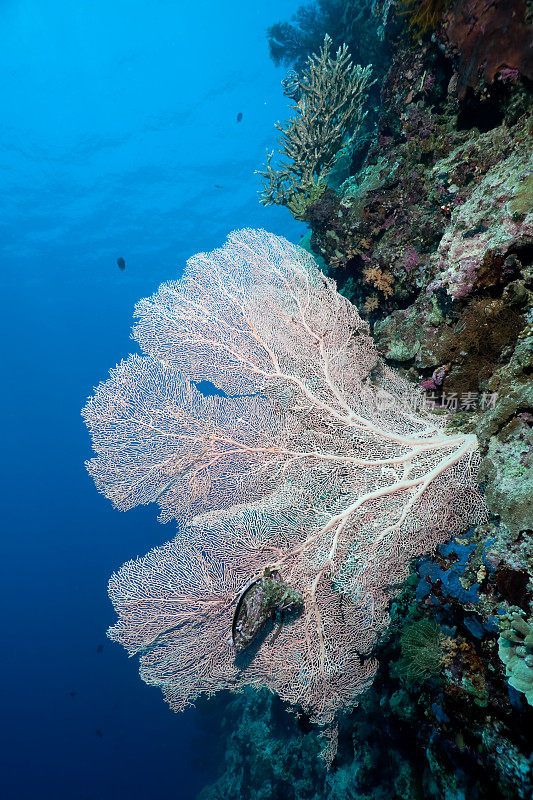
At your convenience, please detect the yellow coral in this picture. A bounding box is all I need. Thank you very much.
[363,295,380,314]
[363,266,394,297]
[398,0,451,37]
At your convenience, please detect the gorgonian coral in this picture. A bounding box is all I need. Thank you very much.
[83,229,486,762]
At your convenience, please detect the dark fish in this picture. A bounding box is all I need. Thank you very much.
[463,224,488,239]
[117,257,126,271]
[95,729,103,739]
[96,644,104,654]
[68,690,77,698]
[214,184,223,189]
[236,112,243,122]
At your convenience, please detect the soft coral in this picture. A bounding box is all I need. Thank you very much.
[399,0,451,37]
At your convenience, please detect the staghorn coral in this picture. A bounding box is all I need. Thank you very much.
[258,35,374,219]
[83,229,486,761]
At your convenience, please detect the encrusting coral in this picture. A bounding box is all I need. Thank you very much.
[443,0,533,98]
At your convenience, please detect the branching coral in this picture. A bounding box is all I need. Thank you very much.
[267,0,359,71]
[257,35,374,219]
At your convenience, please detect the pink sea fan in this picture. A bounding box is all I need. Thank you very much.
[83,229,486,757]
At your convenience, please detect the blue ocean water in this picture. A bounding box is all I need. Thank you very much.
[0,2,303,798]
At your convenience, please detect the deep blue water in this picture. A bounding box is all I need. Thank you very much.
[0,2,303,797]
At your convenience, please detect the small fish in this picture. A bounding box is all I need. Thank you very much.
[236,112,243,122]
[95,729,103,739]
[117,257,126,271]
[463,224,487,239]
[96,644,104,654]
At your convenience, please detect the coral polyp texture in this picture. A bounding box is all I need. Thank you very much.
[83,229,486,755]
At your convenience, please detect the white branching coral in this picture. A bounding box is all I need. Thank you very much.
[257,35,374,217]
[83,229,486,762]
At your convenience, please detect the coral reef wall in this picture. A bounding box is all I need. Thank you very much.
[198,2,533,798]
